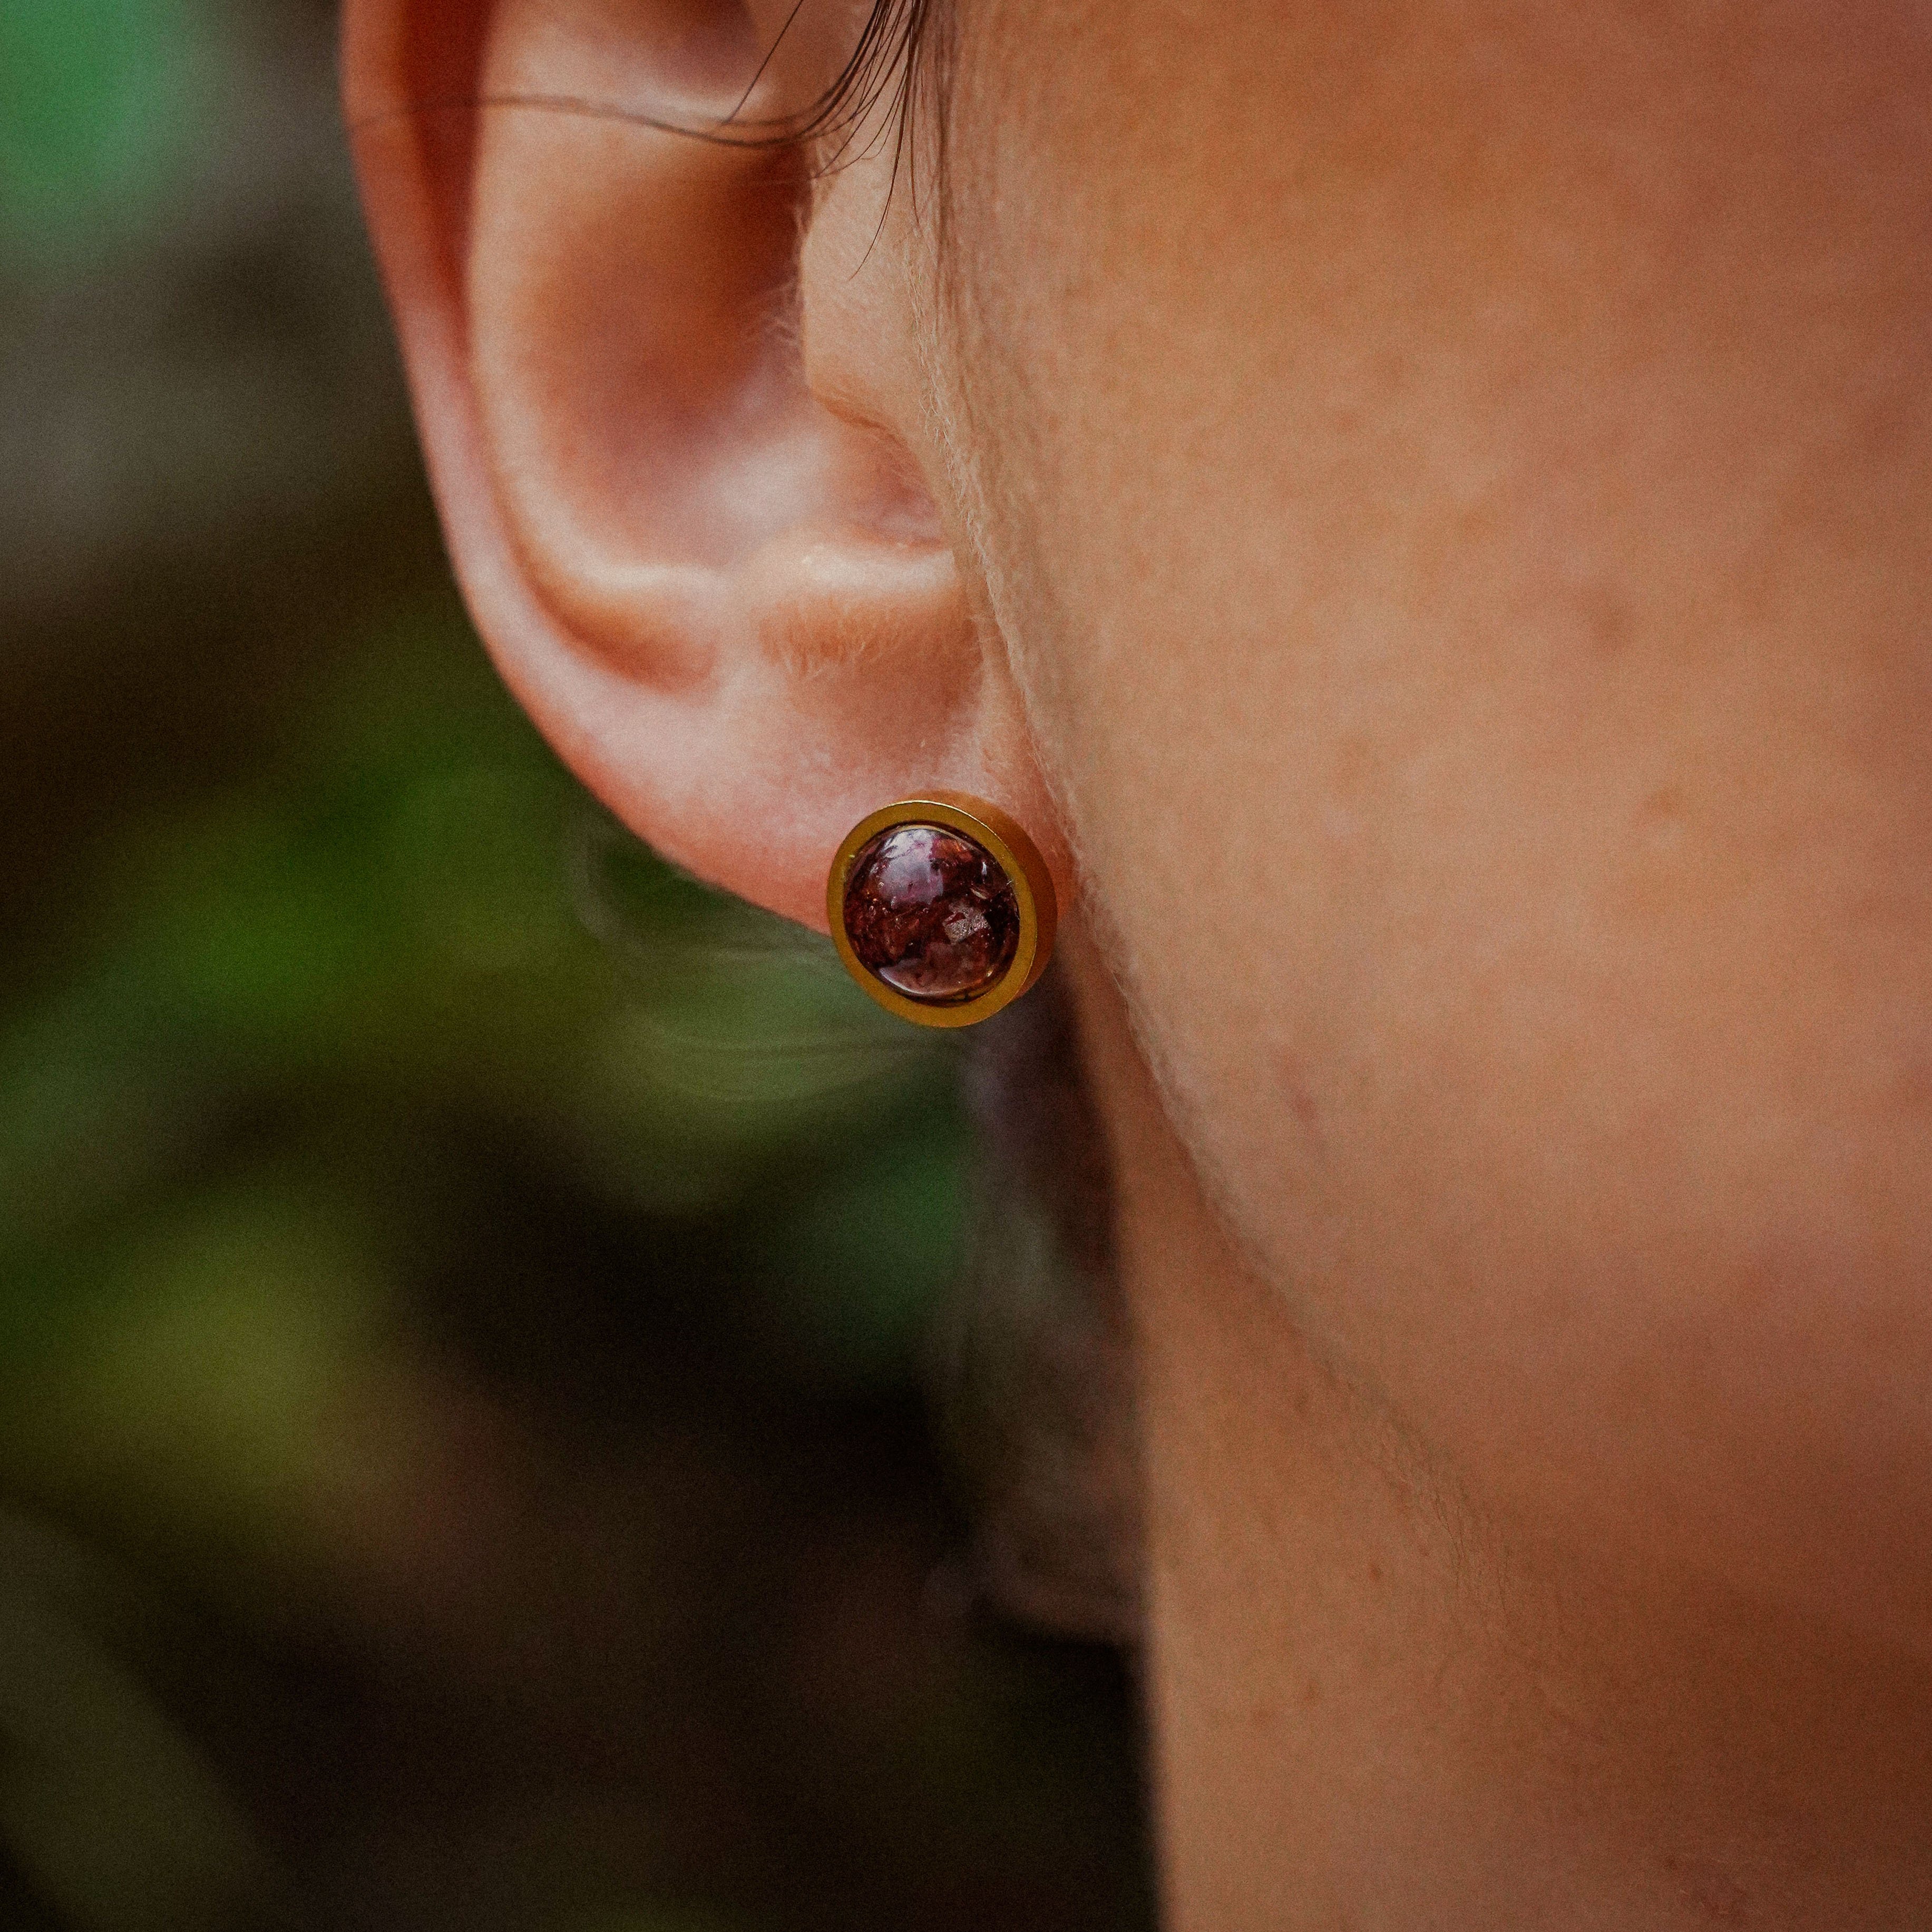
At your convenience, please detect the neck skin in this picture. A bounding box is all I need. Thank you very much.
[1066,944,1932,1932]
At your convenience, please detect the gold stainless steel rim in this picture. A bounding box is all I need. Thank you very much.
[826,793,1058,1029]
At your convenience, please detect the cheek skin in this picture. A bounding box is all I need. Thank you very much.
[936,0,1932,1644]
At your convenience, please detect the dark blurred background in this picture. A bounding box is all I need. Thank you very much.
[0,4,1152,1926]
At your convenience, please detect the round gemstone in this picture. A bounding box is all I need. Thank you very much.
[842,823,1022,1003]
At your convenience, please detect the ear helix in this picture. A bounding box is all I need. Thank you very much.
[828,795,1059,1028]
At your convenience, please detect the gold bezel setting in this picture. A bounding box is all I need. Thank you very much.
[826,793,1058,1029]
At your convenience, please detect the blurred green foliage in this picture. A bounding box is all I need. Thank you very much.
[0,599,965,1595]
[0,0,216,263]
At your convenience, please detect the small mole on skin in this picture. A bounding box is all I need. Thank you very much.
[1277,1052,1328,1153]
[1578,578,1634,658]
[1637,785,1686,851]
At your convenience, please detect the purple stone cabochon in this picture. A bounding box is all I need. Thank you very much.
[842,824,1022,1003]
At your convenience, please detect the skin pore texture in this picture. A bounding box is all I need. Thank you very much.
[343,1,1932,1924]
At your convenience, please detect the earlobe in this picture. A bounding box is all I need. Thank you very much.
[341,0,1067,934]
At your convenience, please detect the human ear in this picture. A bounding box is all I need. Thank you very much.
[341,0,1063,933]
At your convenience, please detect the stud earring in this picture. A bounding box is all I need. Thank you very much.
[827,793,1058,1029]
